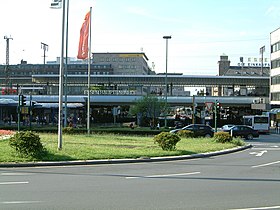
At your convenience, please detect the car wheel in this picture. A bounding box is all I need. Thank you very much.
[246,134,253,140]
[205,133,212,138]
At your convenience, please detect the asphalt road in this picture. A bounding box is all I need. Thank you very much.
[0,134,279,210]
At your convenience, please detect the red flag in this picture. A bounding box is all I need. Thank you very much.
[77,11,90,59]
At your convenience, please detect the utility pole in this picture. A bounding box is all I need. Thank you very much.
[260,46,265,76]
[4,36,13,94]
[41,42,48,66]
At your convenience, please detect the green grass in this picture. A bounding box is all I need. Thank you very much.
[0,133,244,163]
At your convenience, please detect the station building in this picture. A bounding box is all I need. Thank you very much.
[0,52,271,126]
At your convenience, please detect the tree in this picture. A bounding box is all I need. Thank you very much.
[130,95,165,127]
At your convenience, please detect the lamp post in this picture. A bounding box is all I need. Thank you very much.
[163,35,172,128]
[58,0,66,150]
[260,46,265,76]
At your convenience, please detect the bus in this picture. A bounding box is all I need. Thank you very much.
[243,115,270,133]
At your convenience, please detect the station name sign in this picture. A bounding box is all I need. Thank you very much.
[237,57,270,67]
[84,90,136,95]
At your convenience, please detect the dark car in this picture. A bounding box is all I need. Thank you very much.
[226,125,259,140]
[170,124,214,138]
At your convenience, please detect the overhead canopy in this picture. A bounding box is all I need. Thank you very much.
[36,103,84,109]
[270,108,280,114]
[0,98,18,106]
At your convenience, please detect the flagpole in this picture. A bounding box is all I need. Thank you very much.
[58,0,66,150]
[64,0,69,128]
[87,7,92,135]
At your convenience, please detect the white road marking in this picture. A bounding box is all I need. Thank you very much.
[229,205,280,210]
[249,150,267,156]
[252,160,280,168]
[1,201,42,204]
[251,148,280,151]
[1,173,31,176]
[126,171,201,179]
[0,181,29,185]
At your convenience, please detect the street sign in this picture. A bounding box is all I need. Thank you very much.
[205,102,213,111]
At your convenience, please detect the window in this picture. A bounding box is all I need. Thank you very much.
[271,59,280,69]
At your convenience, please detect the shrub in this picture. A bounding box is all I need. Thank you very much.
[214,131,232,143]
[62,126,75,134]
[154,132,181,151]
[177,130,194,138]
[9,131,44,157]
[231,138,245,146]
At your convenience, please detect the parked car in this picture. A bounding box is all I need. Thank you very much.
[221,124,235,131]
[226,125,259,140]
[170,124,214,138]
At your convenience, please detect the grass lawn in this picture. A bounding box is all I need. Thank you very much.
[0,133,244,163]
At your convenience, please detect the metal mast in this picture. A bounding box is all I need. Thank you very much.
[4,36,13,94]
[41,42,49,66]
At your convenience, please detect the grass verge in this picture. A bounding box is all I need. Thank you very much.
[0,133,244,163]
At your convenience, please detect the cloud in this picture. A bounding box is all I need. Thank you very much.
[265,6,280,18]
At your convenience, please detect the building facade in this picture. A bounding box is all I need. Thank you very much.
[270,28,280,105]
[92,52,154,75]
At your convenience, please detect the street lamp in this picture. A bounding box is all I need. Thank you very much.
[163,35,172,128]
[57,0,66,150]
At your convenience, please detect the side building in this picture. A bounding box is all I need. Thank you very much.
[217,54,269,98]
[270,28,280,105]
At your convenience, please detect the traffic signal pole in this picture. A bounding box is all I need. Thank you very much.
[214,100,221,132]
[214,100,217,132]
[18,95,21,131]
[17,94,27,131]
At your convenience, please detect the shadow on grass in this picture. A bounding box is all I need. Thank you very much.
[39,150,75,161]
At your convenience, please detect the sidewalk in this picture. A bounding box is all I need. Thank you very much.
[270,127,280,134]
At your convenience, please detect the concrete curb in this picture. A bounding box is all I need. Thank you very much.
[0,144,252,168]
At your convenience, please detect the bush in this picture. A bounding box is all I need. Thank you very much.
[154,132,181,151]
[9,131,44,157]
[231,138,245,146]
[214,131,232,143]
[62,126,75,134]
[177,130,194,138]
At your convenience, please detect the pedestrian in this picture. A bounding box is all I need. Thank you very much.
[156,122,160,130]
[276,121,279,134]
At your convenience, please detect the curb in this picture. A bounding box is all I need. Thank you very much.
[0,144,252,168]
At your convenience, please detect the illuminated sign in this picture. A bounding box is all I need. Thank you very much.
[84,90,136,95]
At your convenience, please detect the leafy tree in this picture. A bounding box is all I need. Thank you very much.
[130,95,165,126]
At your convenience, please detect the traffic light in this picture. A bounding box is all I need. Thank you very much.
[216,101,221,110]
[214,100,221,113]
[19,95,27,106]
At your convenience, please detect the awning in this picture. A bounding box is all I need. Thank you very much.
[270,108,280,114]
[0,98,18,106]
[36,103,84,109]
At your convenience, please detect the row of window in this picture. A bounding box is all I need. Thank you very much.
[0,64,111,71]
[271,75,280,85]
[271,41,280,53]
[96,57,137,62]
[271,92,280,101]
[271,59,280,69]
[118,65,138,69]
[0,71,111,76]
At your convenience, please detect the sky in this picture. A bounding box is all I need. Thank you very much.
[0,0,280,75]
